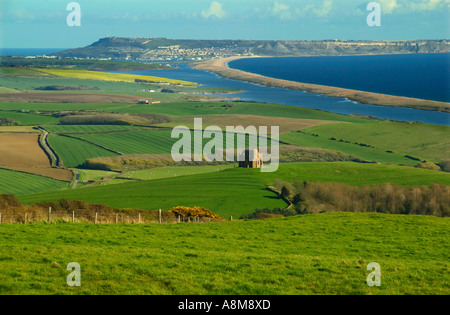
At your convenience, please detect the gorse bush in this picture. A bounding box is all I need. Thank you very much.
[169,206,222,219]
[416,161,441,171]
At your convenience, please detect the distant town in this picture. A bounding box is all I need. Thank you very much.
[48,37,449,62]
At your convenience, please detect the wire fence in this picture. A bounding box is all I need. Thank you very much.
[0,208,225,225]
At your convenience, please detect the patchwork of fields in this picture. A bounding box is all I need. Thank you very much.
[19,163,450,218]
[0,64,448,295]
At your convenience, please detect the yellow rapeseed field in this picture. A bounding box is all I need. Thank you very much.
[33,68,197,85]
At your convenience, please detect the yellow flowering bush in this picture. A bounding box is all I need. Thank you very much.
[169,206,222,219]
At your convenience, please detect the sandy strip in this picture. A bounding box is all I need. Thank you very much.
[193,56,450,113]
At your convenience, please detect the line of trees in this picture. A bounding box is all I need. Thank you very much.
[59,113,170,126]
[0,117,20,126]
[272,180,449,217]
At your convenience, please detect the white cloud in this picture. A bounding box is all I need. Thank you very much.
[378,0,449,14]
[201,1,226,19]
[313,0,334,17]
[269,1,292,20]
[379,0,401,14]
[408,0,450,11]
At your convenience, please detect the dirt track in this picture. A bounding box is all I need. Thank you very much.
[0,92,145,103]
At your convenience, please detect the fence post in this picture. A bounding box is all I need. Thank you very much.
[230,216,233,221]
[138,213,141,224]
[0,213,2,224]
[116,213,118,224]
[159,209,162,224]
[48,207,51,223]
[72,211,75,223]
[95,212,98,224]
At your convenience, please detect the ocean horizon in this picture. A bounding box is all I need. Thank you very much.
[0,48,68,57]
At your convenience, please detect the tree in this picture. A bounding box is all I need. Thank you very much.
[281,185,293,200]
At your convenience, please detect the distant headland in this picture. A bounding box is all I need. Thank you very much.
[52,37,449,61]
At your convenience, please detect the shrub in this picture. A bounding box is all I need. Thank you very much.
[0,117,20,126]
[416,161,441,171]
[240,208,298,220]
[438,160,450,173]
[0,194,22,208]
[60,113,170,126]
[169,206,222,219]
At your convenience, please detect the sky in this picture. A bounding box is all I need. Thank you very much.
[0,0,449,48]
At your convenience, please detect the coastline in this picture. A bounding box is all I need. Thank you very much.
[192,56,450,113]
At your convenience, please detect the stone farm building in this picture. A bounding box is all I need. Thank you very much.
[238,149,263,169]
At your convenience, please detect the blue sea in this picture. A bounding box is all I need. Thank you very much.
[2,48,448,125]
[118,61,450,126]
[229,54,450,103]
[0,48,67,57]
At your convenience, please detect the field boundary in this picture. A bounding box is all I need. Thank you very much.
[0,166,71,183]
[0,208,224,225]
[37,127,62,167]
[57,133,124,155]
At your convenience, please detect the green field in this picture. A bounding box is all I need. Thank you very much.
[0,213,448,295]
[48,134,118,167]
[73,169,120,183]
[0,86,20,93]
[123,165,235,181]
[304,121,450,162]
[19,162,450,218]
[77,130,177,155]
[45,125,148,134]
[281,131,415,165]
[1,61,449,296]
[0,168,68,195]
[0,111,59,125]
[20,167,286,218]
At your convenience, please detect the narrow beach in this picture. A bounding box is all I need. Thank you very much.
[193,56,450,113]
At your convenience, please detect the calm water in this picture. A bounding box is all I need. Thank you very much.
[118,64,450,126]
[0,48,67,56]
[229,54,450,103]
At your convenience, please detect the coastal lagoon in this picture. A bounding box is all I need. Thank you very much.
[118,62,450,126]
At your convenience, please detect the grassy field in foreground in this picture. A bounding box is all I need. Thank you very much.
[0,213,448,295]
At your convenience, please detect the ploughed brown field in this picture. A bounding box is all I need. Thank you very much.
[0,92,146,103]
[194,57,450,113]
[0,133,72,181]
[170,114,339,134]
